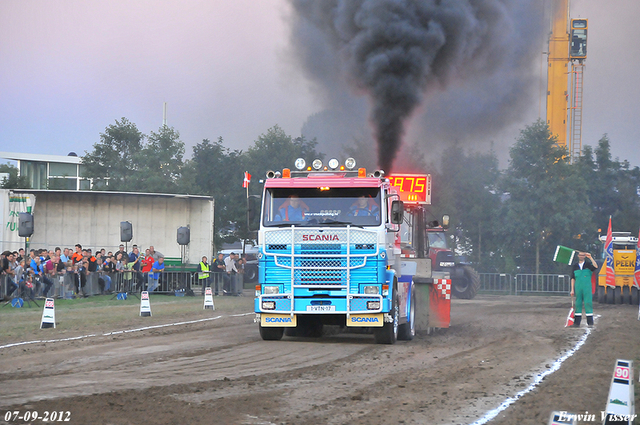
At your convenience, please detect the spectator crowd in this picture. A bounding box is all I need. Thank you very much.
[1,245,248,300]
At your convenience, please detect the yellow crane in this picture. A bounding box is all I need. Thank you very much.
[546,0,587,162]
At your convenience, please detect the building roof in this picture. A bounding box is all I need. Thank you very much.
[0,151,83,164]
[8,189,213,200]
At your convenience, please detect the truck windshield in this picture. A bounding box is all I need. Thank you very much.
[428,231,448,249]
[263,187,382,227]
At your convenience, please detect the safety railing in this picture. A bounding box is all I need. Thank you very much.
[479,273,513,294]
[514,274,571,295]
[478,273,571,296]
[191,273,244,296]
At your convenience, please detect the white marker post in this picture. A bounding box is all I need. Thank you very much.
[140,291,152,317]
[40,298,56,329]
[602,359,636,424]
[203,286,215,310]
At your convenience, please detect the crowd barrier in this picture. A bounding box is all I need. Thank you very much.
[191,273,245,296]
[1,270,248,300]
[479,273,571,295]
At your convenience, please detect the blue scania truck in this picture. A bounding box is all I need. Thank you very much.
[254,158,448,344]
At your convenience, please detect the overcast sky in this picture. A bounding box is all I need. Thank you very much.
[1,0,638,168]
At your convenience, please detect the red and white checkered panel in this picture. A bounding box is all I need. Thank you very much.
[45,298,55,308]
[435,279,451,300]
[141,292,149,300]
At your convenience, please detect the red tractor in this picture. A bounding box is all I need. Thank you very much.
[425,226,480,299]
[390,173,480,300]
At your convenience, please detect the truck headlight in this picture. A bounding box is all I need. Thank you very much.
[363,285,379,295]
[263,286,280,294]
[262,301,276,310]
[367,301,381,310]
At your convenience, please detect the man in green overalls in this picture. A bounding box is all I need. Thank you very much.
[570,251,598,327]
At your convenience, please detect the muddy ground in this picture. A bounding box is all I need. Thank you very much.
[1,295,638,425]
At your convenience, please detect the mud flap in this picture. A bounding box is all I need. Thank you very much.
[415,278,451,333]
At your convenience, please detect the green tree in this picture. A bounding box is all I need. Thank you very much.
[244,126,322,181]
[0,163,30,189]
[137,125,185,193]
[500,120,592,274]
[82,118,144,190]
[184,137,244,249]
[576,135,640,234]
[433,144,501,271]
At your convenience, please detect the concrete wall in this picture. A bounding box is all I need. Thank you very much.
[3,190,214,263]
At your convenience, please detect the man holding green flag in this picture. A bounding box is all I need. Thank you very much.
[570,251,598,327]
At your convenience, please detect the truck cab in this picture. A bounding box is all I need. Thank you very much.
[254,158,411,344]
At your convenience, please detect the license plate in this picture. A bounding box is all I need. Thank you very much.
[306,305,335,312]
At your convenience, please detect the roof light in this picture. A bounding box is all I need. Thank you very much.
[312,159,323,170]
[282,168,291,178]
[345,158,356,170]
[294,158,306,170]
[358,168,366,178]
[328,158,339,170]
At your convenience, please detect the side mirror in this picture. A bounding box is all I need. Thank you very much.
[391,200,404,224]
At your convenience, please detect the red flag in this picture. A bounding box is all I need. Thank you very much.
[243,171,251,189]
[605,216,616,288]
[565,306,575,327]
[634,228,640,289]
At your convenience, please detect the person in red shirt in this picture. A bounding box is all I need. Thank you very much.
[140,248,154,291]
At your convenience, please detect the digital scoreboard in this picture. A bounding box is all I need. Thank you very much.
[387,174,431,205]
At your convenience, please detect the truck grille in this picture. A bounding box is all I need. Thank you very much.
[263,228,379,288]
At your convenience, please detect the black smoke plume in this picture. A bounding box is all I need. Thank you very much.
[289,0,547,172]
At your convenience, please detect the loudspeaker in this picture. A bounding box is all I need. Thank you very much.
[177,226,190,245]
[120,221,133,242]
[18,212,34,237]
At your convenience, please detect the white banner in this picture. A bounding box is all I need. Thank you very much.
[1,190,36,252]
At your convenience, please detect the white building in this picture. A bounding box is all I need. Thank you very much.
[0,151,88,190]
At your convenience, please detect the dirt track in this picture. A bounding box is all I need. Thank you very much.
[1,295,639,425]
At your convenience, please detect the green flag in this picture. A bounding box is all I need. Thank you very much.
[553,245,576,265]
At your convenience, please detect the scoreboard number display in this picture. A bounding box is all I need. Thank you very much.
[388,174,431,205]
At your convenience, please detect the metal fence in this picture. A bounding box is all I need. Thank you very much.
[0,270,251,301]
[479,273,513,294]
[479,273,571,296]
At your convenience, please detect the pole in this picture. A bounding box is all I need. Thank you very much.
[245,183,249,256]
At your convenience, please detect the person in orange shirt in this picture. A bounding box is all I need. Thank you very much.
[71,244,84,264]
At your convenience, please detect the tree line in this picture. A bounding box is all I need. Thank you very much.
[2,118,638,274]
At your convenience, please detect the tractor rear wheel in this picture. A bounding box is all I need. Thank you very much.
[597,285,605,304]
[613,286,622,304]
[606,287,615,304]
[450,265,480,299]
[622,286,631,304]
